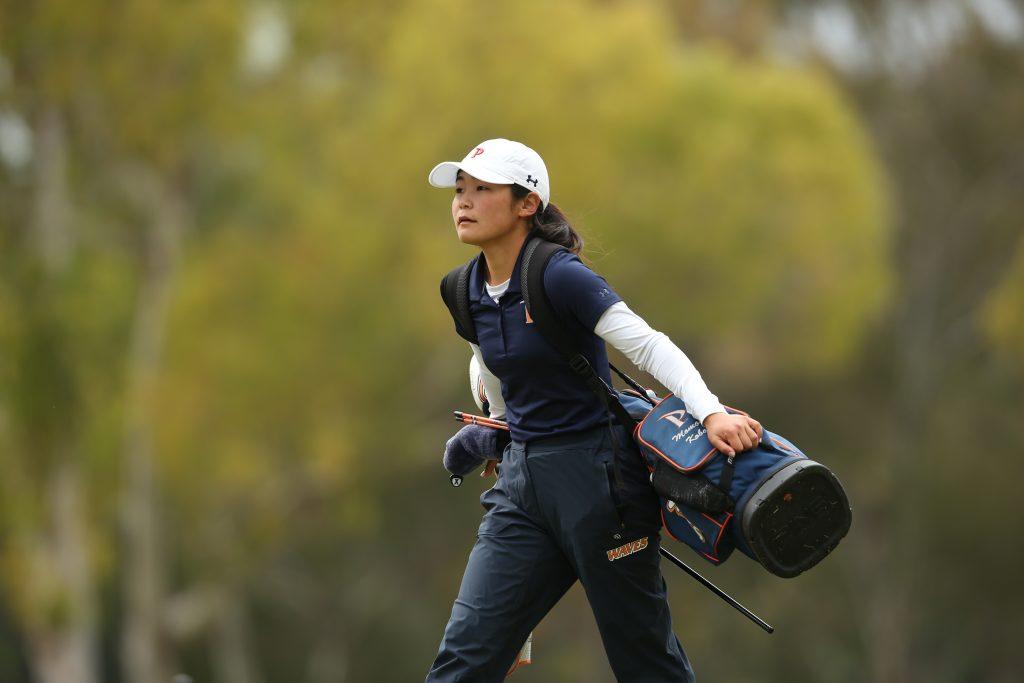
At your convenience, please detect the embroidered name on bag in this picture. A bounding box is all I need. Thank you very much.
[606,536,649,561]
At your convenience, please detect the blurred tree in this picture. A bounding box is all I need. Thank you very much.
[807,10,1024,683]
[654,2,1024,681]
[984,242,1024,362]
[0,1,245,681]
[0,4,106,679]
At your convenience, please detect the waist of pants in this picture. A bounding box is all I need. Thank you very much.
[512,422,631,454]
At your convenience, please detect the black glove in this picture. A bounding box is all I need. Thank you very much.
[443,424,510,476]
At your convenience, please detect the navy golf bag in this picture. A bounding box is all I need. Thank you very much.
[633,395,852,578]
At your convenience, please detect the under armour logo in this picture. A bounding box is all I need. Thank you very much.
[525,174,539,187]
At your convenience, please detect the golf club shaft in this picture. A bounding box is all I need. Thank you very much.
[658,546,774,634]
[454,411,510,431]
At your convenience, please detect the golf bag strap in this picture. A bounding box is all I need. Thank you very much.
[440,257,478,345]
[719,456,736,511]
[520,237,637,433]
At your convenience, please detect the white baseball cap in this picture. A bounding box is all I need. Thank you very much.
[428,138,550,208]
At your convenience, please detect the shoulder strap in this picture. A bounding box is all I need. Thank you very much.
[440,257,478,345]
[522,236,640,529]
[520,236,638,432]
[521,238,572,357]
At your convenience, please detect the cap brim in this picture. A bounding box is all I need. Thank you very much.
[427,160,516,188]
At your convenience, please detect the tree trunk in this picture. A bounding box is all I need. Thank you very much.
[25,462,101,683]
[20,105,100,683]
[120,171,187,683]
[211,586,264,683]
[31,106,74,272]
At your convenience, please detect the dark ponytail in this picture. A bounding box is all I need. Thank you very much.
[511,184,583,255]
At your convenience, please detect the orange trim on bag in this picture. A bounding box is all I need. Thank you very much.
[723,403,749,417]
[636,430,718,473]
[701,512,725,528]
[770,436,796,454]
[708,512,733,559]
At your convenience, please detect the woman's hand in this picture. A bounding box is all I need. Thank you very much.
[703,412,763,457]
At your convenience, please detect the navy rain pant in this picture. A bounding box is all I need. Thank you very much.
[426,425,695,682]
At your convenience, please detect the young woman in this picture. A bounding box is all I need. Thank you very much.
[425,138,762,682]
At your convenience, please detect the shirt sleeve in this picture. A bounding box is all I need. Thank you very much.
[542,251,623,331]
[595,301,726,424]
[469,343,506,419]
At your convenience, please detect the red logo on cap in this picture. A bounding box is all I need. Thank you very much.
[470,147,485,158]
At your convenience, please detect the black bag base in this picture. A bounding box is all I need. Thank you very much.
[741,460,852,579]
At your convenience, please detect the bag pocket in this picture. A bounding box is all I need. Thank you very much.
[661,500,736,565]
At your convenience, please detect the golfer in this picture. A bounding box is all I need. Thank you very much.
[425,138,762,682]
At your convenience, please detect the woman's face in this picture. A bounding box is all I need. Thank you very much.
[451,171,524,247]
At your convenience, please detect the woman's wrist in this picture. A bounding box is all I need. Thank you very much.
[701,410,727,427]
[696,409,729,423]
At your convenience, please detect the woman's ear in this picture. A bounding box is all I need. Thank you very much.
[517,192,542,219]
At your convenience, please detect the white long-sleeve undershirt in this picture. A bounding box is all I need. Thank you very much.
[471,280,725,424]
[593,302,725,423]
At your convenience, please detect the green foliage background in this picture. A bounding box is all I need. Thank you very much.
[1,1,1021,681]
